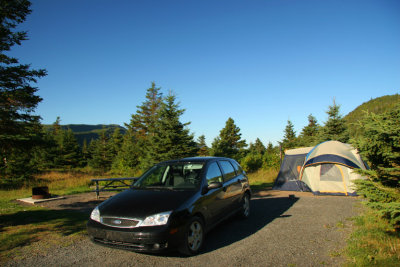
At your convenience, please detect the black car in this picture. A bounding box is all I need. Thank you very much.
[87,157,251,255]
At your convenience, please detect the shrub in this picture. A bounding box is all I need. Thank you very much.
[355,179,400,231]
[240,153,263,173]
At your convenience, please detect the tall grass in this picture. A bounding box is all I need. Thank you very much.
[0,170,115,198]
[247,168,278,189]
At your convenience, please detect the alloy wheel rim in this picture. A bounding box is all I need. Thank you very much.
[188,221,203,251]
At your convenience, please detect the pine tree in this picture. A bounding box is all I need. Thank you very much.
[196,135,209,156]
[211,117,247,160]
[81,138,89,166]
[52,128,81,168]
[298,114,319,146]
[112,132,141,175]
[319,100,349,143]
[248,138,266,155]
[352,105,400,186]
[109,128,123,157]
[117,82,163,172]
[281,120,297,151]
[148,93,197,165]
[126,82,162,138]
[88,131,112,172]
[0,0,47,179]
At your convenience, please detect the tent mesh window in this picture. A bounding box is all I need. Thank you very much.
[320,164,342,182]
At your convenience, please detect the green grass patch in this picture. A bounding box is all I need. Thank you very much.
[247,168,278,190]
[0,189,89,264]
[345,207,400,266]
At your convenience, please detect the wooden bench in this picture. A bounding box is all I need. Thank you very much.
[91,177,138,199]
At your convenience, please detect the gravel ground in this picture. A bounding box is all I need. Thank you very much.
[6,190,360,267]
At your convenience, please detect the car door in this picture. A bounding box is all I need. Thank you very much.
[201,161,227,225]
[218,160,243,212]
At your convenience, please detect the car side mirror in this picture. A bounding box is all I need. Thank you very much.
[202,181,223,194]
[208,181,223,189]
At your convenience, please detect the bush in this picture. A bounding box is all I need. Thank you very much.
[262,152,280,169]
[355,179,400,231]
[240,153,263,173]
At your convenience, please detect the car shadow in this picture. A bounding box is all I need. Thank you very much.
[163,196,298,257]
[201,196,298,254]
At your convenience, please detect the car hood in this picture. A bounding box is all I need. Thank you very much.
[98,188,196,219]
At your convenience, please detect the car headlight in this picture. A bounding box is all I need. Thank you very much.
[90,206,101,222]
[140,211,172,227]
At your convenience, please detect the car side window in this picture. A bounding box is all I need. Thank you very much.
[219,161,236,182]
[231,160,245,175]
[205,162,223,185]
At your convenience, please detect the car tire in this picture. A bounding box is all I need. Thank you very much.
[240,193,250,219]
[178,216,204,256]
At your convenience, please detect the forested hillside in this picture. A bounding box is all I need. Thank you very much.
[345,94,400,136]
[43,124,126,146]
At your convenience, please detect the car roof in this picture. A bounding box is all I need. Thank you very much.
[158,156,233,164]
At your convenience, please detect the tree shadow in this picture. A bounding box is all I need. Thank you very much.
[57,200,103,213]
[0,209,88,236]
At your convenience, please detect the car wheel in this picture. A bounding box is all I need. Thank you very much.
[240,193,250,218]
[178,216,204,256]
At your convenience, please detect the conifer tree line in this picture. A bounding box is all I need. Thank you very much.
[1,0,399,201]
[0,78,361,180]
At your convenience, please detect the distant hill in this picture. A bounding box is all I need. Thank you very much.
[345,94,400,136]
[44,124,127,146]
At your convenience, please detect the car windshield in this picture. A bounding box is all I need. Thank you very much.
[132,162,204,190]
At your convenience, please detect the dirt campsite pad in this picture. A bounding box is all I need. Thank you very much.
[6,190,361,266]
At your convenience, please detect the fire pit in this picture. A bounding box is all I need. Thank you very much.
[32,186,51,200]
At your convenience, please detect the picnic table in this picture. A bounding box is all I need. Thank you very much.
[91,177,138,199]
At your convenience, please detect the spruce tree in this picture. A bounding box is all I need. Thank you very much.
[112,132,141,175]
[109,128,123,157]
[352,105,400,186]
[148,93,197,165]
[211,117,247,160]
[126,82,162,138]
[58,129,81,168]
[298,114,319,146]
[117,83,163,171]
[196,135,209,156]
[88,131,112,172]
[249,138,266,155]
[281,120,297,151]
[0,0,47,179]
[319,101,349,143]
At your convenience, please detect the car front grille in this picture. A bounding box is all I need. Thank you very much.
[101,217,141,228]
[92,238,168,251]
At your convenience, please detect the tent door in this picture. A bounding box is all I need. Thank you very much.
[318,164,348,195]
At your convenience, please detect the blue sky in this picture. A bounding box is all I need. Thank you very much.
[10,0,400,146]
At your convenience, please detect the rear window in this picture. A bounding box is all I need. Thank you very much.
[219,160,236,181]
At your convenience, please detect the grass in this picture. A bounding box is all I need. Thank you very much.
[345,206,400,266]
[247,168,278,189]
[0,194,89,264]
[0,170,107,264]
[33,171,111,195]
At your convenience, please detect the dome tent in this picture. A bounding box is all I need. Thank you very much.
[273,141,367,196]
[273,146,314,191]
